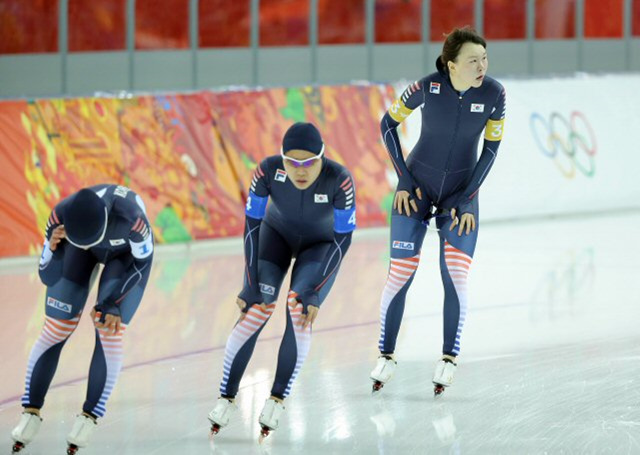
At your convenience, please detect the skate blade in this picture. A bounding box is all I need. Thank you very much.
[12,441,25,453]
[258,426,271,444]
[371,381,384,394]
[433,384,446,397]
[67,444,79,455]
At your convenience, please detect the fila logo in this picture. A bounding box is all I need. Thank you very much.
[429,82,441,94]
[259,283,276,296]
[47,297,72,313]
[314,194,328,203]
[275,169,287,183]
[392,240,414,251]
[110,239,126,246]
[471,103,485,113]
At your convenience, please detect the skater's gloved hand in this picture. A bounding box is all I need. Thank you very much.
[298,290,320,329]
[92,304,122,335]
[449,209,476,237]
[394,187,423,217]
[238,287,263,309]
[236,299,269,323]
[49,225,66,251]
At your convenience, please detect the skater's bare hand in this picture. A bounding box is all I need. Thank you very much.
[448,209,476,236]
[91,308,122,335]
[394,188,422,216]
[235,297,247,322]
[301,305,318,329]
[49,225,66,251]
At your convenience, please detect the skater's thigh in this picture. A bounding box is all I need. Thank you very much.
[257,224,292,304]
[45,248,99,320]
[258,223,292,270]
[389,214,428,259]
[257,260,288,304]
[97,255,152,324]
[435,199,479,258]
[290,242,337,305]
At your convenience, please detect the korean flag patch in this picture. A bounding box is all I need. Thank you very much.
[429,82,441,94]
[275,169,287,183]
[471,103,485,113]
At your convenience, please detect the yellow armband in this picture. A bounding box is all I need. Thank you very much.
[485,118,504,141]
[388,98,413,123]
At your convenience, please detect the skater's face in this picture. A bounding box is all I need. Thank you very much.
[282,149,323,190]
[448,42,488,90]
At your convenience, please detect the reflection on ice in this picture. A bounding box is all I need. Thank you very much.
[0,214,639,454]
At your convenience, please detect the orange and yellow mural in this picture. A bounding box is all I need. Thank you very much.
[0,83,400,258]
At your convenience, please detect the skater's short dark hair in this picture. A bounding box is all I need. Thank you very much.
[439,26,486,70]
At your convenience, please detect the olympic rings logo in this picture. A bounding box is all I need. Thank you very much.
[529,111,597,178]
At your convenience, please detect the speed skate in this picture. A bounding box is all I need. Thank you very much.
[432,356,457,396]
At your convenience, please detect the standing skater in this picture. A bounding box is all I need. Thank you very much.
[370,26,506,395]
[10,185,153,454]
[208,122,356,440]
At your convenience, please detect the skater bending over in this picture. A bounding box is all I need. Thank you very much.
[370,26,506,396]
[208,122,356,440]
[11,185,153,454]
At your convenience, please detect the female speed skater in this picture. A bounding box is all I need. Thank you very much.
[207,122,357,440]
[370,26,506,396]
[10,185,153,454]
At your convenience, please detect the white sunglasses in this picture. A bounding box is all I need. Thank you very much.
[281,145,325,168]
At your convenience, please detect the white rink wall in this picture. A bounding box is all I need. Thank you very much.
[394,74,640,221]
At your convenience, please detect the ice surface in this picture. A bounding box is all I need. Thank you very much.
[1,213,639,454]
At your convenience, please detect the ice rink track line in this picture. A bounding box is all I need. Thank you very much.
[0,299,527,407]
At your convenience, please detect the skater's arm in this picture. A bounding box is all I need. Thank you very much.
[238,161,270,310]
[95,214,154,318]
[451,86,506,215]
[381,80,424,202]
[38,206,66,286]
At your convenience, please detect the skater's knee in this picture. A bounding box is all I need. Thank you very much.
[41,315,80,344]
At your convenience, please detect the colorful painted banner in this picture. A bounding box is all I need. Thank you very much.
[0,84,398,258]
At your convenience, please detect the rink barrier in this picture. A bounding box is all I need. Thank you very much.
[2,74,639,258]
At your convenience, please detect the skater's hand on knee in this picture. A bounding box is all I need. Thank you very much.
[236,299,267,323]
[236,297,248,321]
[448,209,475,236]
[92,308,122,335]
[456,213,475,236]
[301,305,318,329]
[394,188,422,216]
[49,225,66,251]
